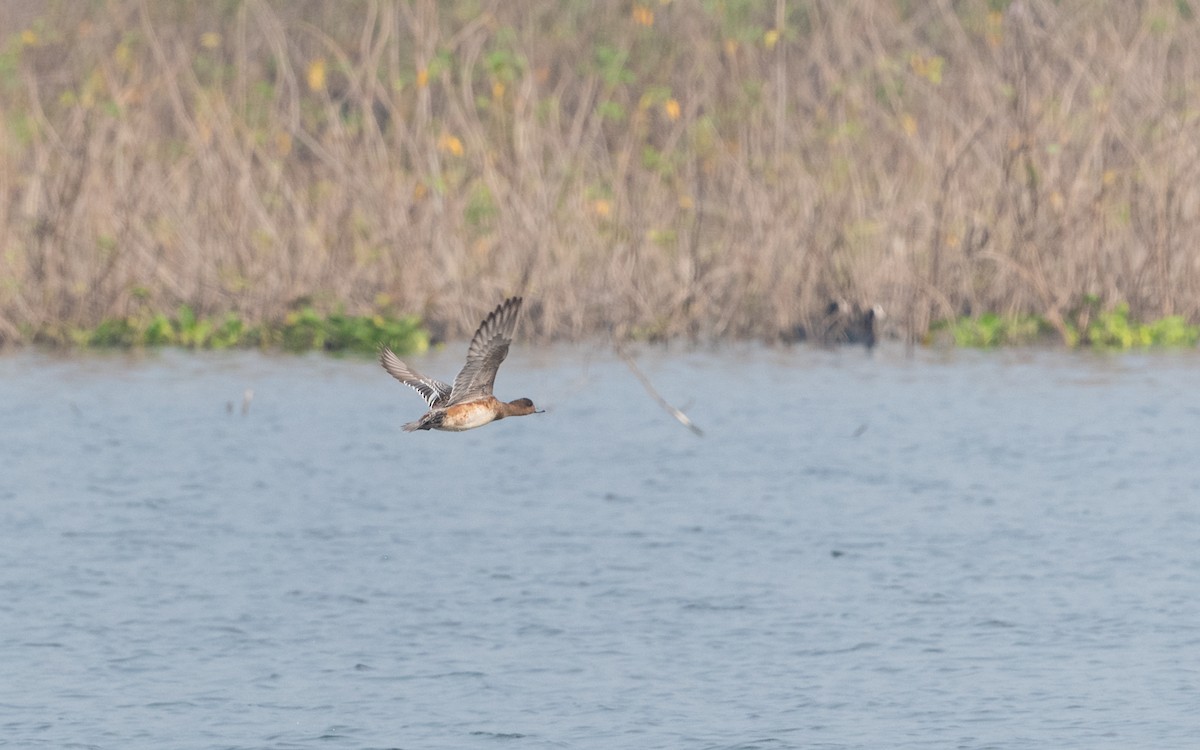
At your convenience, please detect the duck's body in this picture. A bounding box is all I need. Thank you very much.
[403,395,538,432]
[379,297,541,432]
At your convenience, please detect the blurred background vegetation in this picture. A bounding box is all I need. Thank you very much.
[2,0,1199,350]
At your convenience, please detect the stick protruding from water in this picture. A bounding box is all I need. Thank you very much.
[615,343,703,437]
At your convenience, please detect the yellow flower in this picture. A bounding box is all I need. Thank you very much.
[307,59,326,92]
[438,133,464,157]
[20,29,38,46]
[416,68,429,88]
[909,54,944,85]
[632,6,654,26]
[663,98,681,121]
[764,29,780,50]
[986,11,1004,48]
[114,42,132,67]
[200,32,220,49]
[592,199,612,218]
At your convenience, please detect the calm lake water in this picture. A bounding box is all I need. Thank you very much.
[1,344,1198,749]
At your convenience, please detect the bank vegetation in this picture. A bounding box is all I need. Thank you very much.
[2,0,1199,349]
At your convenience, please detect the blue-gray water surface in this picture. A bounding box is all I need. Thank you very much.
[1,344,1198,749]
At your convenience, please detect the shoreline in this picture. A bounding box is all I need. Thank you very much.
[2,308,1196,353]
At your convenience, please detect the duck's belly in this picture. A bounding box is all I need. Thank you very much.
[439,401,499,431]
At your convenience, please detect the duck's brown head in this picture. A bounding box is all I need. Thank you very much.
[505,397,543,416]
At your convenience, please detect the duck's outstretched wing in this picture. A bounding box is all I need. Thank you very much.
[379,347,452,408]
[447,297,523,405]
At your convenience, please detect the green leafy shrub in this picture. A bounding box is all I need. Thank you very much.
[46,306,428,355]
[938,305,1199,349]
[1086,304,1199,348]
[944,313,1045,347]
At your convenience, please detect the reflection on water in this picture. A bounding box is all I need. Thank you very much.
[1,346,1198,749]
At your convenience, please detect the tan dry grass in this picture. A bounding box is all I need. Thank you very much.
[1,0,1199,344]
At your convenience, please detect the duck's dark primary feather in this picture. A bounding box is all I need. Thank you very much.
[446,297,523,405]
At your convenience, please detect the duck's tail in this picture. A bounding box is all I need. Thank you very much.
[403,412,442,432]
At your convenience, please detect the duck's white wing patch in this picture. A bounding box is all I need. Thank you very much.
[379,347,452,407]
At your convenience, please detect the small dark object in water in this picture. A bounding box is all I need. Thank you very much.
[820,300,884,349]
[781,300,885,349]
